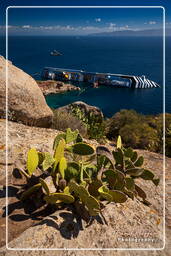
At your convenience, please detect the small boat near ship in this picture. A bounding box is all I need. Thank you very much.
[41,67,160,89]
[50,50,62,56]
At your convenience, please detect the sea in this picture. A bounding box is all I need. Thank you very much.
[0,35,171,117]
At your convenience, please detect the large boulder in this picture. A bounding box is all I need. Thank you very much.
[58,101,103,121]
[0,56,53,127]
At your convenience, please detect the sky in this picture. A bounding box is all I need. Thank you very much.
[0,0,171,36]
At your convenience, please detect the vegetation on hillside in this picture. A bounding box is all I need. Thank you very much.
[52,109,87,137]
[106,110,171,157]
[70,105,105,141]
[51,106,171,157]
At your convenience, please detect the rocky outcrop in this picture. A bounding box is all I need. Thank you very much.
[58,101,104,121]
[0,56,53,127]
[37,80,81,95]
[0,120,170,255]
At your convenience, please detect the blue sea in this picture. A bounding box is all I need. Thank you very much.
[1,36,171,117]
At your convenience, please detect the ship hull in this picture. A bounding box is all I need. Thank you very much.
[41,67,160,89]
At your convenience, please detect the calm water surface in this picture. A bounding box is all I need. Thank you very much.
[0,36,170,117]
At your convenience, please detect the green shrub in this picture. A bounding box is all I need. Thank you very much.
[162,114,171,157]
[17,129,159,220]
[105,110,171,155]
[105,109,141,139]
[70,105,105,141]
[145,113,171,156]
[52,109,87,137]
[119,123,159,151]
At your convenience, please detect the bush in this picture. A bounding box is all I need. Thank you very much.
[105,109,141,139]
[119,123,159,151]
[70,105,106,141]
[146,113,171,156]
[105,110,171,156]
[155,114,171,157]
[52,109,87,137]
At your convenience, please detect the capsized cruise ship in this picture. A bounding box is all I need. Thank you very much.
[41,67,160,89]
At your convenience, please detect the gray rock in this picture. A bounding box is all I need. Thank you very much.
[0,120,59,183]
[58,101,103,121]
[0,56,53,127]
[4,195,164,250]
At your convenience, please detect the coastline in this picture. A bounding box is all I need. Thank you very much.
[37,80,81,96]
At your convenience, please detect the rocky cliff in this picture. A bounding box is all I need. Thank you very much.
[37,80,81,95]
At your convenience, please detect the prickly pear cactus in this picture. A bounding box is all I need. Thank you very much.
[19,131,160,219]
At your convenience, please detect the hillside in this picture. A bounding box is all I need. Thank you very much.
[0,119,170,255]
[89,28,171,37]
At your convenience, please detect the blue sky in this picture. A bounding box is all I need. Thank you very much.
[0,0,171,36]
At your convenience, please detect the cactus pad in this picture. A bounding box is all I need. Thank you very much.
[53,133,66,150]
[66,128,79,144]
[20,183,41,201]
[125,177,135,191]
[59,157,67,179]
[134,156,144,167]
[42,152,55,171]
[140,169,154,180]
[26,148,39,176]
[126,168,144,177]
[98,185,113,202]
[108,190,127,203]
[40,177,50,195]
[68,143,95,155]
[88,180,103,197]
[53,138,66,173]
[44,192,75,204]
